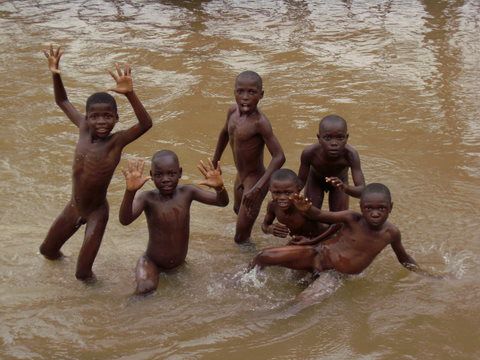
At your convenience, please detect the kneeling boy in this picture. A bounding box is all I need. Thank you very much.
[119,152,228,295]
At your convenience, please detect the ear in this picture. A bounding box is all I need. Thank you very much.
[389,202,393,213]
[316,133,320,140]
[345,132,349,140]
[150,170,153,177]
[260,90,264,99]
[179,167,183,178]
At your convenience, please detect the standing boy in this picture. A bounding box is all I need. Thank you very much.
[212,71,285,243]
[298,115,365,211]
[119,153,229,295]
[39,45,153,280]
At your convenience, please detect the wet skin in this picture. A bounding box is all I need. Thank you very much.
[297,119,365,211]
[251,192,421,276]
[119,156,229,295]
[262,179,330,243]
[39,46,153,280]
[212,75,285,243]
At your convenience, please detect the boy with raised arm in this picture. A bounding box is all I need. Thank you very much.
[251,183,432,278]
[119,152,229,295]
[39,45,152,280]
[298,114,365,211]
[262,169,335,245]
[212,71,285,244]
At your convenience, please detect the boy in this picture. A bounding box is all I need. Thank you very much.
[119,152,229,295]
[39,45,153,280]
[262,169,335,244]
[298,114,365,211]
[212,71,285,244]
[251,183,431,278]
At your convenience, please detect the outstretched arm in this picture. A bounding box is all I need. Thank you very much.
[290,193,352,224]
[212,106,235,167]
[192,158,229,206]
[43,44,84,127]
[119,159,150,225]
[109,64,153,147]
[243,117,286,209]
[390,231,442,278]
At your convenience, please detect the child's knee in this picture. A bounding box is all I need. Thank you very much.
[39,243,61,260]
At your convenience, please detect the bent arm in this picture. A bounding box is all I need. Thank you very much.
[192,186,229,207]
[253,118,286,190]
[343,146,365,198]
[297,149,311,189]
[119,190,146,225]
[116,91,153,147]
[52,73,84,127]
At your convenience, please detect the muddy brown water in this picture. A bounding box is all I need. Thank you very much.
[1,1,479,359]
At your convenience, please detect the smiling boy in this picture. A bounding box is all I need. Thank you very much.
[212,71,285,244]
[39,45,152,280]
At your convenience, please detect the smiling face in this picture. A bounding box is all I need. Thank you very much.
[86,103,118,139]
[234,75,264,114]
[150,154,182,196]
[270,179,300,210]
[317,117,348,159]
[360,192,392,229]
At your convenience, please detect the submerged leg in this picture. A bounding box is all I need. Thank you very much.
[234,177,268,244]
[328,187,349,211]
[134,255,160,295]
[40,201,83,260]
[233,176,243,215]
[304,173,326,209]
[75,202,109,280]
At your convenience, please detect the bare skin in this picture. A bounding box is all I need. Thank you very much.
[119,156,229,295]
[39,45,153,280]
[212,74,285,243]
[251,192,433,278]
[262,178,336,245]
[298,116,365,211]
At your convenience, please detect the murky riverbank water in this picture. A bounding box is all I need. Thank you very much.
[1,1,479,359]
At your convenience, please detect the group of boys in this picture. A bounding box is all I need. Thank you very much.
[40,45,430,297]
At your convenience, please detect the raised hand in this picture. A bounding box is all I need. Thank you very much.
[290,193,312,213]
[326,177,345,191]
[43,44,63,74]
[122,159,151,191]
[197,158,224,190]
[108,63,133,94]
[269,222,290,238]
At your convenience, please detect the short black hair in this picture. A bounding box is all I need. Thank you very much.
[151,149,179,166]
[86,92,117,113]
[236,71,263,90]
[270,168,302,188]
[319,114,347,132]
[361,183,392,203]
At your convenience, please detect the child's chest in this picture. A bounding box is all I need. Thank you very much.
[275,210,308,232]
[228,117,260,142]
[146,197,191,225]
[311,153,349,176]
[74,137,120,170]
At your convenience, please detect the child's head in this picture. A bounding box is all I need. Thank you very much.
[360,183,393,228]
[270,169,302,210]
[317,115,348,158]
[85,92,119,138]
[234,71,264,114]
[150,150,182,195]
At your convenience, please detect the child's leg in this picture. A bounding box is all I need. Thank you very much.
[134,255,160,295]
[233,175,243,215]
[75,202,109,280]
[250,245,319,272]
[40,200,84,260]
[304,173,326,209]
[234,176,268,244]
[328,187,349,211]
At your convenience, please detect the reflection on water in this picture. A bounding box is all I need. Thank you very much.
[0,1,479,359]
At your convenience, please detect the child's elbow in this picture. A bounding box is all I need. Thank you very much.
[219,198,229,207]
[277,153,286,166]
[119,216,132,226]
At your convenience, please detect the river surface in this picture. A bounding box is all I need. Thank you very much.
[1,1,479,359]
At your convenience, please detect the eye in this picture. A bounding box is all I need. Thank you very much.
[322,135,332,141]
